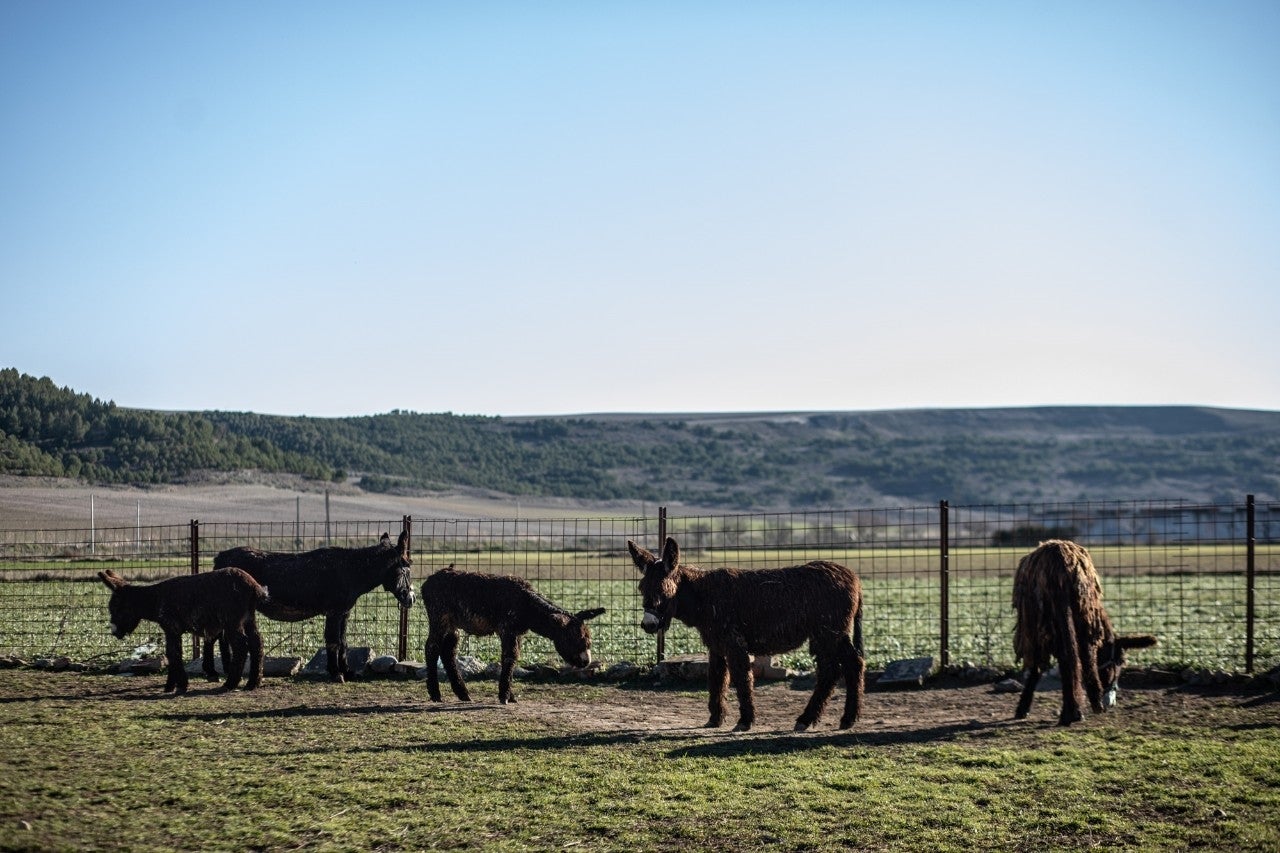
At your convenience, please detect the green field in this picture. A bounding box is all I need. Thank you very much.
[2,544,1276,672]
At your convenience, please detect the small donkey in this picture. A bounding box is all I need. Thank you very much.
[628,537,865,732]
[421,565,605,704]
[99,567,268,694]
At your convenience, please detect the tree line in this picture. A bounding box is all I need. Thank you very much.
[3,369,1278,508]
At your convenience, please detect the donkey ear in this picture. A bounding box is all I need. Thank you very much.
[1119,634,1157,649]
[98,570,125,590]
[576,607,606,622]
[626,540,655,572]
[379,532,392,546]
[397,530,410,553]
[662,537,680,571]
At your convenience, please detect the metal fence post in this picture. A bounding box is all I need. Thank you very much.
[939,500,950,669]
[656,506,667,664]
[399,515,412,662]
[1246,495,1256,674]
[189,519,200,660]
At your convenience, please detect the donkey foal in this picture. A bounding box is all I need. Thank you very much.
[99,567,267,695]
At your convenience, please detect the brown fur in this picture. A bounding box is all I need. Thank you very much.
[204,531,414,682]
[421,565,605,704]
[98,567,267,694]
[1012,539,1157,725]
[628,537,865,732]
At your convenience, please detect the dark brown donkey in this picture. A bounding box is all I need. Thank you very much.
[204,531,415,682]
[627,537,865,732]
[1013,539,1157,726]
[99,567,267,694]
[421,564,605,704]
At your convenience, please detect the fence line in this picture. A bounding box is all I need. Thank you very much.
[1,497,1276,673]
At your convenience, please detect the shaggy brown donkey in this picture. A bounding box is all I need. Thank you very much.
[99,567,267,694]
[204,531,414,683]
[421,565,605,704]
[627,537,865,733]
[1013,539,1157,726]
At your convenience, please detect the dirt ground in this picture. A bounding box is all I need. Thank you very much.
[13,666,1272,742]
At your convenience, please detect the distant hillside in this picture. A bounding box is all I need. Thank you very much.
[2,368,1278,509]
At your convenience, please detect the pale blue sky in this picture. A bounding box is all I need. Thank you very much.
[3,2,1278,417]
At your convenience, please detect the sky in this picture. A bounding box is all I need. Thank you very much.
[2,2,1278,418]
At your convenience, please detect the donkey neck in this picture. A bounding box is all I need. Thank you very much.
[522,590,573,639]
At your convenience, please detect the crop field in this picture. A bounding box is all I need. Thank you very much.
[1,668,1277,851]
[1,542,1277,673]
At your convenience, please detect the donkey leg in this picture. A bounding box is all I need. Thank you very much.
[1079,622,1105,714]
[163,630,188,695]
[838,634,866,730]
[222,630,247,691]
[244,617,264,690]
[797,646,839,732]
[498,634,520,705]
[424,633,444,702]
[201,636,220,681]
[323,613,347,683]
[1015,666,1042,720]
[705,653,728,728]
[440,631,471,702]
[726,647,756,732]
[1054,614,1084,726]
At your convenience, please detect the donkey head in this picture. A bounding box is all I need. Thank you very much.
[377,531,416,609]
[627,537,682,635]
[550,607,607,668]
[98,570,139,639]
[1098,633,1158,708]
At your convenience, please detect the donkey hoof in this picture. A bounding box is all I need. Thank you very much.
[794,721,813,733]
[838,717,856,730]
[731,720,753,733]
[703,717,723,729]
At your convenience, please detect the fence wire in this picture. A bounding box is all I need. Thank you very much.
[0,499,1275,673]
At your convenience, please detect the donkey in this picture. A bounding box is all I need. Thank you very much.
[99,567,267,694]
[628,537,865,732]
[203,531,415,682]
[1013,539,1158,725]
[421,564,605,704]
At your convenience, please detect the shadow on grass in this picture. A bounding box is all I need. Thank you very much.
[156,701,489,722]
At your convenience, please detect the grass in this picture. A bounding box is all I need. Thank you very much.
[0,669,1277,851]
[2,543,1277,671]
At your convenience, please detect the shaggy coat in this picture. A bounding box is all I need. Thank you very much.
[204,531,414,682]
[627,537,865,733]
[99,567,267,694]
[421,565,605,704]
[1012,539,1157,725]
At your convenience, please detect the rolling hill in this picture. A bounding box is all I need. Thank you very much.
[2,368,1277,510]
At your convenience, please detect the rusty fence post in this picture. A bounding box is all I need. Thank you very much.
[189,519,200,660]
[399,515,412,662]
[656,506,667,665]
[939,500,950,669]
[1245,495,1256,674]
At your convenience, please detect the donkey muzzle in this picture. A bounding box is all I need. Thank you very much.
[641,610,663,634]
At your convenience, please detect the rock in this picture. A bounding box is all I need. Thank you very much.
[305,647,374,677]
[368,655,398,675]
[0,656,28,669]
[878,657,934,687]
[186,656,302,678]
[654,654,708,682]
[604,661,642,681]
[48,657,72,673]
[993,678,1023,694]
[393,660,424,676]
[753,655,789,681]
[456,656,486,677]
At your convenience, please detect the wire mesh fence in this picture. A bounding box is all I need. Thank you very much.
[0,498,1275,673]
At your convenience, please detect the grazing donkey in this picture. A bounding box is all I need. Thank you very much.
[421,564,605,704]
[1013,539,1157,726]
[628,537,865,732]
[99,567,267,694]
[204,531,415,682]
